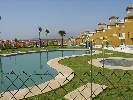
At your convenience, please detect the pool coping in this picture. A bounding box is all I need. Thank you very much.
[88,57,133,70]
[0,50,47,57]
[57,48,89,51]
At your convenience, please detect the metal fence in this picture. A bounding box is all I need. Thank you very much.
[0,46,133,100]
[0,67,133,100]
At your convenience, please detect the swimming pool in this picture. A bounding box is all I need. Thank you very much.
[100,59,133,67]
[0,50,88,93]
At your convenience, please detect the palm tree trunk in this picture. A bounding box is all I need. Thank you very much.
[47,39,48,47]
[39,32,41,48]
[45,34,48,47]
[62,36,63,48]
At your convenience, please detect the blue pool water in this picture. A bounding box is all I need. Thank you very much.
[0,50,88,93]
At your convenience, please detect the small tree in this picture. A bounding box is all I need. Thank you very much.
[14,38,18,48]
[58,30,66,48]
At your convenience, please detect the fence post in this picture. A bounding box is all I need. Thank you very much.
[90,41,93,99]
[102,42,105,74]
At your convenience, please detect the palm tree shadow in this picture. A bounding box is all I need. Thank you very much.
[0,57,4,93]
[39,52,43,69]
[61,50,64,57]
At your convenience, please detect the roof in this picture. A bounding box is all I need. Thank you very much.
[116,20,124,24]
[98,23,106,25]
[116,22,124,24]
[126,5,133,11]
[124,16,133,19]
[109,16,119,20]
[96,29,104,32]
[89,31,96,34]
[107,24,116,27]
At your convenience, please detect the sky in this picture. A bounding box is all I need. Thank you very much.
[0,0,133,40]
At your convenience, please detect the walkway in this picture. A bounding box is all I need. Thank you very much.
[106,47,133,54]
[64,83,107,100]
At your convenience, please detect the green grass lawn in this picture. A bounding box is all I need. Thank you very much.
[26,49,133,100]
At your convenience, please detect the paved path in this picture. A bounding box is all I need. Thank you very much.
[106,47,133,54]
[64,83,107,100]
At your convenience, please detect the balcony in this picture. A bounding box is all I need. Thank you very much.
[129,33,133,38]
[119,37,125,39]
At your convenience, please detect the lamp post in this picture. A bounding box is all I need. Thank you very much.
[102,41,105,70]
[86,36,93,99]
[89,40,93,99]
[101,36,107,74]
[86,35,89,49]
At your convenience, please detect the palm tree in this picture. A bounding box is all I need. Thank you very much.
[45,29,50,47]
[58,30,66,48]
[38,27,42,48]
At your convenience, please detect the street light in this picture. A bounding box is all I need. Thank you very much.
[101,36,107,74]
[102,41,105,69]
[86,35,89,49]
[86,36,93,99]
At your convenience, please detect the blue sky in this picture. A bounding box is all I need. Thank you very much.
[0,0,132,39]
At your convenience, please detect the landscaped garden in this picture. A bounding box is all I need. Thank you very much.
[26,49,133,100]
[1,1,133,100]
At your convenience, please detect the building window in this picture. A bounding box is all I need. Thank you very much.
[119,33,121,37]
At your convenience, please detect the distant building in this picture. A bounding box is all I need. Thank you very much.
[0,38,68,49]
[88,5,133,47]
[75,31,95,45]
